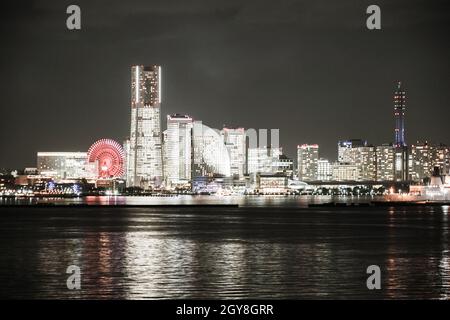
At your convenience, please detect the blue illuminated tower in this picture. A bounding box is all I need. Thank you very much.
[393,81,408,181]
[394,81,406,148]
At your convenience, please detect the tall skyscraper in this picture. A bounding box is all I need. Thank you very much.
[163,114,193,186]
[127,65,163,188]
[376,144,395,181]
[297,144,319,181]
[394,81,406,148]
[221,128,246,179]
[393,81,408,181]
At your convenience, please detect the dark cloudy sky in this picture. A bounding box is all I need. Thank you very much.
[0,0,449,168]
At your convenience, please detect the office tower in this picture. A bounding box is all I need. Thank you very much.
[432,144,450,175]
[163,114,193,186]
[37,152,91,180]
[221,127,246,179]
[317,158,332,181]
[338,139,367,163]
[409,141,432,182]
[192,121,231,178]
[376,144,395,181]
[247,147,281,175]
[248,147,270,174]
[272,154,294,178]
[331,163,359,181]
[127,65,163,188]
[297,144,319,181]
[356,146,377,181]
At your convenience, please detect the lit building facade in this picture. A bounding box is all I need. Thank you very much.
[297,144,319,181]
[127,65,163,188]
[408,142,450,181]
[356,146,377,181]
[409,142,432,182]
[272,154,294,178]
[338,139,367,163]
[331,163,359,181]
[431,144,450,175]
[221,127,246,179]
[163,114,193,186]
[37,152,92,180]
[376,144,395,181]
[394,81,406,148]
[317,158,332,181]
[393,81,408,181]
[247,147,281,175]
[192,121,231,178]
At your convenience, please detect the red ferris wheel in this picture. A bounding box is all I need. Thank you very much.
[87,139,125,178]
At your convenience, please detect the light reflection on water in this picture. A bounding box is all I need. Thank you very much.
[0,196,449,299]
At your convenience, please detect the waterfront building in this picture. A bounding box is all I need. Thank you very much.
[256,174,288,194]
[338,139,367,163]
[247,147,280,175]
[37,152,91,180]
[192,121,231,178]
[272,154,294,178]
[317,158,332,181]
[356,146,377,181]
[221,127,246,179]
[394,147,409,181]
[127,65,163,189]
[163,114,193,186]
[376,144,395,181]
[297,144,319,181]
[431,144,450,175]
[331,163,359,181]
[409,141,432,182]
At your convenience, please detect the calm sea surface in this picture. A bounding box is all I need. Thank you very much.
[0,196,449,299]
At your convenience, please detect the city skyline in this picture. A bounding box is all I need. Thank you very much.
[3,70,449,179]
[1,0,449,169]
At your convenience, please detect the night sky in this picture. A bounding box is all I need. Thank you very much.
[1,0,449,169]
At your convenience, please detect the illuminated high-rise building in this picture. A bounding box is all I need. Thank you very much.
[376,144,395,181]
[338,139,367,163]
[394,81,406,148]
[354,146,377,181]
[409,141,432,182]
[317,158,332,181]
[432,144,450,175]
[297,144,319,181]
[393,81,408,181]
[331,163,359,181]
[127,65,163,188]
[221,127,246,179]
[247,147,281,175]
[163,114,193,186]
[192,121,231,178]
